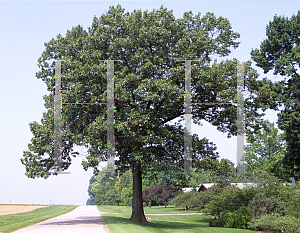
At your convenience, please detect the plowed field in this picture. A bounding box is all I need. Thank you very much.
[0,204,50,215]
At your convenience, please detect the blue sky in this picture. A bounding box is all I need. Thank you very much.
[0,0,297,206]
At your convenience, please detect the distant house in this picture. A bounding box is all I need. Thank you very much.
[197,182,257,192]
[197,183,218,192]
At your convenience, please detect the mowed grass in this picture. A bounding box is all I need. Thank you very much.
[97,205,200,214]
[98,205,256,233]
[0,205,77,233]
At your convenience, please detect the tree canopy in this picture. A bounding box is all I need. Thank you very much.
[251,10,300,181]
[21,5,274,223]
[243,120,291,183]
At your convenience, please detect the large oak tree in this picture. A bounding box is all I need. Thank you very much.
[21,5,273,223]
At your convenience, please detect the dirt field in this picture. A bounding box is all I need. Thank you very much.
[0,204,50,215]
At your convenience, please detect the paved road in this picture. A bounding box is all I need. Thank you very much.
[13,206,109,233]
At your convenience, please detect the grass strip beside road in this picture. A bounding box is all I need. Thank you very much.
[98,206,256,233]
[0,205,77,233]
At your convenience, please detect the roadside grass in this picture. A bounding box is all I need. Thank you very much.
[0,205,77,233]
[98,205,256,233]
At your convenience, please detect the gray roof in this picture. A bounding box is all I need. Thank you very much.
[198,182,257,190]
[230,183,257,188]
[182,187,194,192]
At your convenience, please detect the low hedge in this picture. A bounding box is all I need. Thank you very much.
[247,213,300,232]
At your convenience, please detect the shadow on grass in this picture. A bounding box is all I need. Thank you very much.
[102,215,211,231]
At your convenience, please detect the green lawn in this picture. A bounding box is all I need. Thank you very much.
[0,205,78,233]
[97,205,200,214]
[98,205,256,233]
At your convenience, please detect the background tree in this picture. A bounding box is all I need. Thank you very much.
[21,5,275,223]
[94,186,121,205]
[188,158,236,189]
[251,10,300,181]
[142,186,156,207]
[86,175,97,205]
[243,120,291,183]
[116,170,133,205]
[142,182,181,208]
[87,168,121,205]
[188,168,219,189]
[154,182,181,208]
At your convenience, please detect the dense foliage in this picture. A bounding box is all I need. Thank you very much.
[172,171,300,231]
[244,120,291,183]
[86,169,120,205]
[209,206,252,229]
[87,169,170,206]
[251,10,300,181]
[21,4,281,223]
[248,213,300,232]
[142,182,182,207]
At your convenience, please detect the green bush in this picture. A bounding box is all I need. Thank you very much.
[278,182,300,219]
[251,171,283,198]
[204,185,257,217]
[170,191,201,210]
[235,206,252,229]
[223,211,237,228]
[209,216,225,227]
[247,192,289,219]
[209,206,252,229]
[247,213,300,232]
[172,179,255,214]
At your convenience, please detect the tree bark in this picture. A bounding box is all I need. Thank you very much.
[129,169,149,224]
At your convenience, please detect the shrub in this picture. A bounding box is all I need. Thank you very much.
[209,215,225,227]
[234,206,252,229]
[223,211,237,228]
[170,191,200,210]
[205,185,257,217]
[278,182,300,219]
[247,192,289,219]
[251,171,283,198]
[209,206,252,229]
[247,213,300,232]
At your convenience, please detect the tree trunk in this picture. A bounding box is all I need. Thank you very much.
[129,169,148,224]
